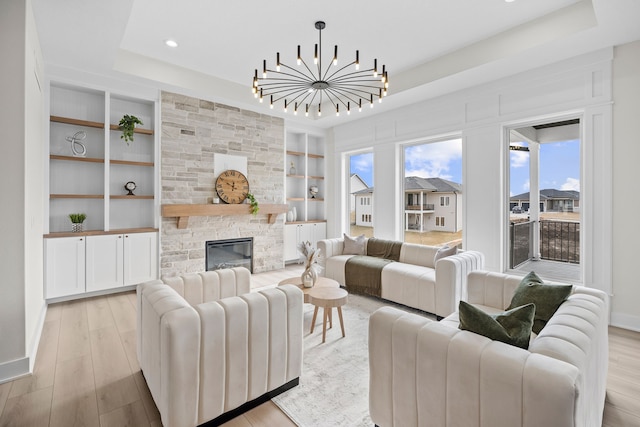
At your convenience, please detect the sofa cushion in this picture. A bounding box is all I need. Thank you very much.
[458,300,535,349]
[508,271,573,334]
[343,234,366,255]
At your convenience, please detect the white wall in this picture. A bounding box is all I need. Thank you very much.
[611,40,640,330]
[0,0,45,382]
[327,47,630,326]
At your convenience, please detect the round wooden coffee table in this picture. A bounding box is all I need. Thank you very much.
[308,287,348,343]
[278,276,340,303]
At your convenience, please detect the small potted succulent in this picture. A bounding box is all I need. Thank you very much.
[69,213,87,233]
[118,114,143,145]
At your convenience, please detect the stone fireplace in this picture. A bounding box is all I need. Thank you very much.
[160,91,285,277]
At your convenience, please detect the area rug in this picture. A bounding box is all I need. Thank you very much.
[272,294,435,427]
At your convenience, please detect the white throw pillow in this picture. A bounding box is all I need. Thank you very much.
[343,234,366,255]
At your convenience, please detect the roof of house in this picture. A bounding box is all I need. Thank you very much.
[353,177,462,195]
[350,173,369,188]
[405,176,462,193]
[510,189,580,201]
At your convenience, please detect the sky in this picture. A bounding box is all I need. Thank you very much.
[510,139,580,196]
[349,139,463,188]
[350,137,579,196]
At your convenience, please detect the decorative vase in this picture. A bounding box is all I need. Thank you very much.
[301,265,318,288]
[287,210,294,222]
[292,206,297,222]
[71,223,83,233]
[289,161,296,175]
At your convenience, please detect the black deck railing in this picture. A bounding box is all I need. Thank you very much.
[540,220,580,263]
[509,219,580,268]
[405,204,435,210]
[510,221,533,268]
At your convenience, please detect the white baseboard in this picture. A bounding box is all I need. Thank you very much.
[27,302,48,372]
[610,312,640,332]
[0,357,30,385]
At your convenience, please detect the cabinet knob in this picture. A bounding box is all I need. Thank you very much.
[79,238,83,241]
[119,235,122,238]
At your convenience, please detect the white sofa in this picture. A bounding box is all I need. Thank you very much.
[369,270,609,427]
[318,237,484,318]
[136,267,303,427]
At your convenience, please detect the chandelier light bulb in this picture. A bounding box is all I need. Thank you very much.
[336,104,339,116]
[318,103,322,116]
[259,89,263,103]
[263,60,267,78]
[355,50,359,70]
[294,102,298,115]
[305,104,309,117]
[314,44,318,64]
[276,52,281,72]
[297,45,301,65]
[347,102,351,115]
[270,95,274,109]
[284,100,288,113]
[358,99,362,112]
[373,59,378,77]
[333,45,338,66]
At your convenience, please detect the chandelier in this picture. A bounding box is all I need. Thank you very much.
[251,21,389,117]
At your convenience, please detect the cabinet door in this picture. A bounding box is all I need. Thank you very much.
[312,222,327,248]
[86,234,124,292]
[123,232,158,285]
[45,237,86,299]
[298,223,314,246]
[284,224,299,262]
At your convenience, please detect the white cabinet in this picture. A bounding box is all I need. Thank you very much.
[286,131,325,222]
[45,237,86,299]
[284,222,327,262]
[123,232,158,285]
[86,234,124,292]
[45,231,158,299]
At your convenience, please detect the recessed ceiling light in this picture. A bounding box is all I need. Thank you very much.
[505,0,516,2]
[165,39,178,48]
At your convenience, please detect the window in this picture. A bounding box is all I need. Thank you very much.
[403,138,462,243]
[349,152,374,237]
[507,119,581,282]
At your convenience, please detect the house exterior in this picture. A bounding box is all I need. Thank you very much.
[349,174,369,223]
[405,177,462,233]
[354,177,462,232]
[353,187,374,226]
[510,189,580,213]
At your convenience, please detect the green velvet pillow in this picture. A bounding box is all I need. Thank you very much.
[458,301,535,349]
[507,271,573,334]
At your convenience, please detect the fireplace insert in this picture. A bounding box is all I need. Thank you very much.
[205,238,253,273]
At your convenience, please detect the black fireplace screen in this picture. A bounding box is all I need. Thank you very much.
[205,238,253,273]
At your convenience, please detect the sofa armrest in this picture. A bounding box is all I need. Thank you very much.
[317,238,345,270]
[137,282,200,427]
[434,250,484,317]
[369,306,581,427]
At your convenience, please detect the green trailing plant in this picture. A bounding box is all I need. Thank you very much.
[118,114,143,144]
[246,193,259,215]
[68,213,87,224]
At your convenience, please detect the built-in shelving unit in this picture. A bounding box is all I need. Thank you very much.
[45,82,159,300]
[284,130,326,262]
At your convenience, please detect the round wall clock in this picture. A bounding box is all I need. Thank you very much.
[215,170,249,204]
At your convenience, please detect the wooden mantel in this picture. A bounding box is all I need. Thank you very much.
[161,203,289,229]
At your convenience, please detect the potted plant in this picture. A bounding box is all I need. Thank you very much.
[246,193,259,215]
[118,114,143,144]
[69,213,87,233]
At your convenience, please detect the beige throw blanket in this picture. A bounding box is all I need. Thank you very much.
[344,239,403,297]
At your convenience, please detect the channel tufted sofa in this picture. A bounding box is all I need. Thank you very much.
[318,237,484,318]
[136,267,303,427]
[369,270,609,427]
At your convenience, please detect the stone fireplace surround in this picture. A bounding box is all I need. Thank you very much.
[160,91,285,277]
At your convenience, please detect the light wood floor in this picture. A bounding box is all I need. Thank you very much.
[0,265,638,427]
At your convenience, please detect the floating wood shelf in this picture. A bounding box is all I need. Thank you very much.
[50,115,104,129]
[161,203,288,229]
[109,124,154,135]
[110,159,154,167]
[50,194,104,199]
[110,195,154,199]
[50,155,104,164]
